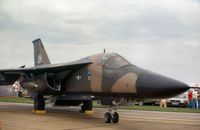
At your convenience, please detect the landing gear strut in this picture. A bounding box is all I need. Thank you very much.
[80,100,93,113]
[104,106,119,123]
[33,94,45,112]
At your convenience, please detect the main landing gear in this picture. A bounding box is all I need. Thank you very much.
[80,100,93,113]
[104,106,119,123]
[32,94,46,113]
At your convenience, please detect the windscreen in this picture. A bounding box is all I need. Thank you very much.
[103,54,130,69]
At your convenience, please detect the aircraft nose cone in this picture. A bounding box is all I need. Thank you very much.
[136,69,190,98]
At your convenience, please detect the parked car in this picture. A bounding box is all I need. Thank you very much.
[136,99,160,106]
[166,92,188,107]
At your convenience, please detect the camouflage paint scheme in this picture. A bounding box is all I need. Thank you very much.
[64,53,138,95]
[0,39,189,102]
[63,52,188,99]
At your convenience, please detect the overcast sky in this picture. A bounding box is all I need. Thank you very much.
[0,0,199,84]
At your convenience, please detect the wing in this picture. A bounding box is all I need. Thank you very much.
[0,60,92,85]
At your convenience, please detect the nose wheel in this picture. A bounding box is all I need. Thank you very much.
[112,112,119,123]
[104,107,119,123]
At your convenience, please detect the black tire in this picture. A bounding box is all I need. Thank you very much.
[80,100,93,113]
[104,112,112,123]
[34,94,45,110]
[112,112,119,123]
[83,100,93,110]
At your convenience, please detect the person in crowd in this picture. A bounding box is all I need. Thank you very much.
[192,90,198,108]
[13,81,23,97]
[197,91,200,109]
[188,90,193,108]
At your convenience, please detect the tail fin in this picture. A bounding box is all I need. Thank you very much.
[32,38,51,66]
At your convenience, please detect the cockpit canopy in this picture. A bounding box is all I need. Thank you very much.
[101,53,130,69]
[84,53,131,69]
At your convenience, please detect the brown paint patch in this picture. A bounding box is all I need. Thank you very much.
[88,54,103,92]
[111,73,137,93]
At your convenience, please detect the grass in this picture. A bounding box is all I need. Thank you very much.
[122,105,200,113]
[93,101,200,113]
[0,97,200,113]
[0,97,33,104]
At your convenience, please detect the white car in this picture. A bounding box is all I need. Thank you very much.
[166,92,188,107]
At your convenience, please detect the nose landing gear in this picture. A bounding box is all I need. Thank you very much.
[104,106,119,123]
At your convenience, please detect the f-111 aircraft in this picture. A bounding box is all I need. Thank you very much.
[0,39,189,123]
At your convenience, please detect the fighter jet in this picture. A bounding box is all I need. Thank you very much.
[0,39,189,123]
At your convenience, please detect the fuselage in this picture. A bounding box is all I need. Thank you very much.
[19,52,189,99]
[61,53,189,99]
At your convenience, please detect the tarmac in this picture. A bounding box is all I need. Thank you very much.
[0,102,200,130]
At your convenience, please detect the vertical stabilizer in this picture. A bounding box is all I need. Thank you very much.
[32,38,51,66]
